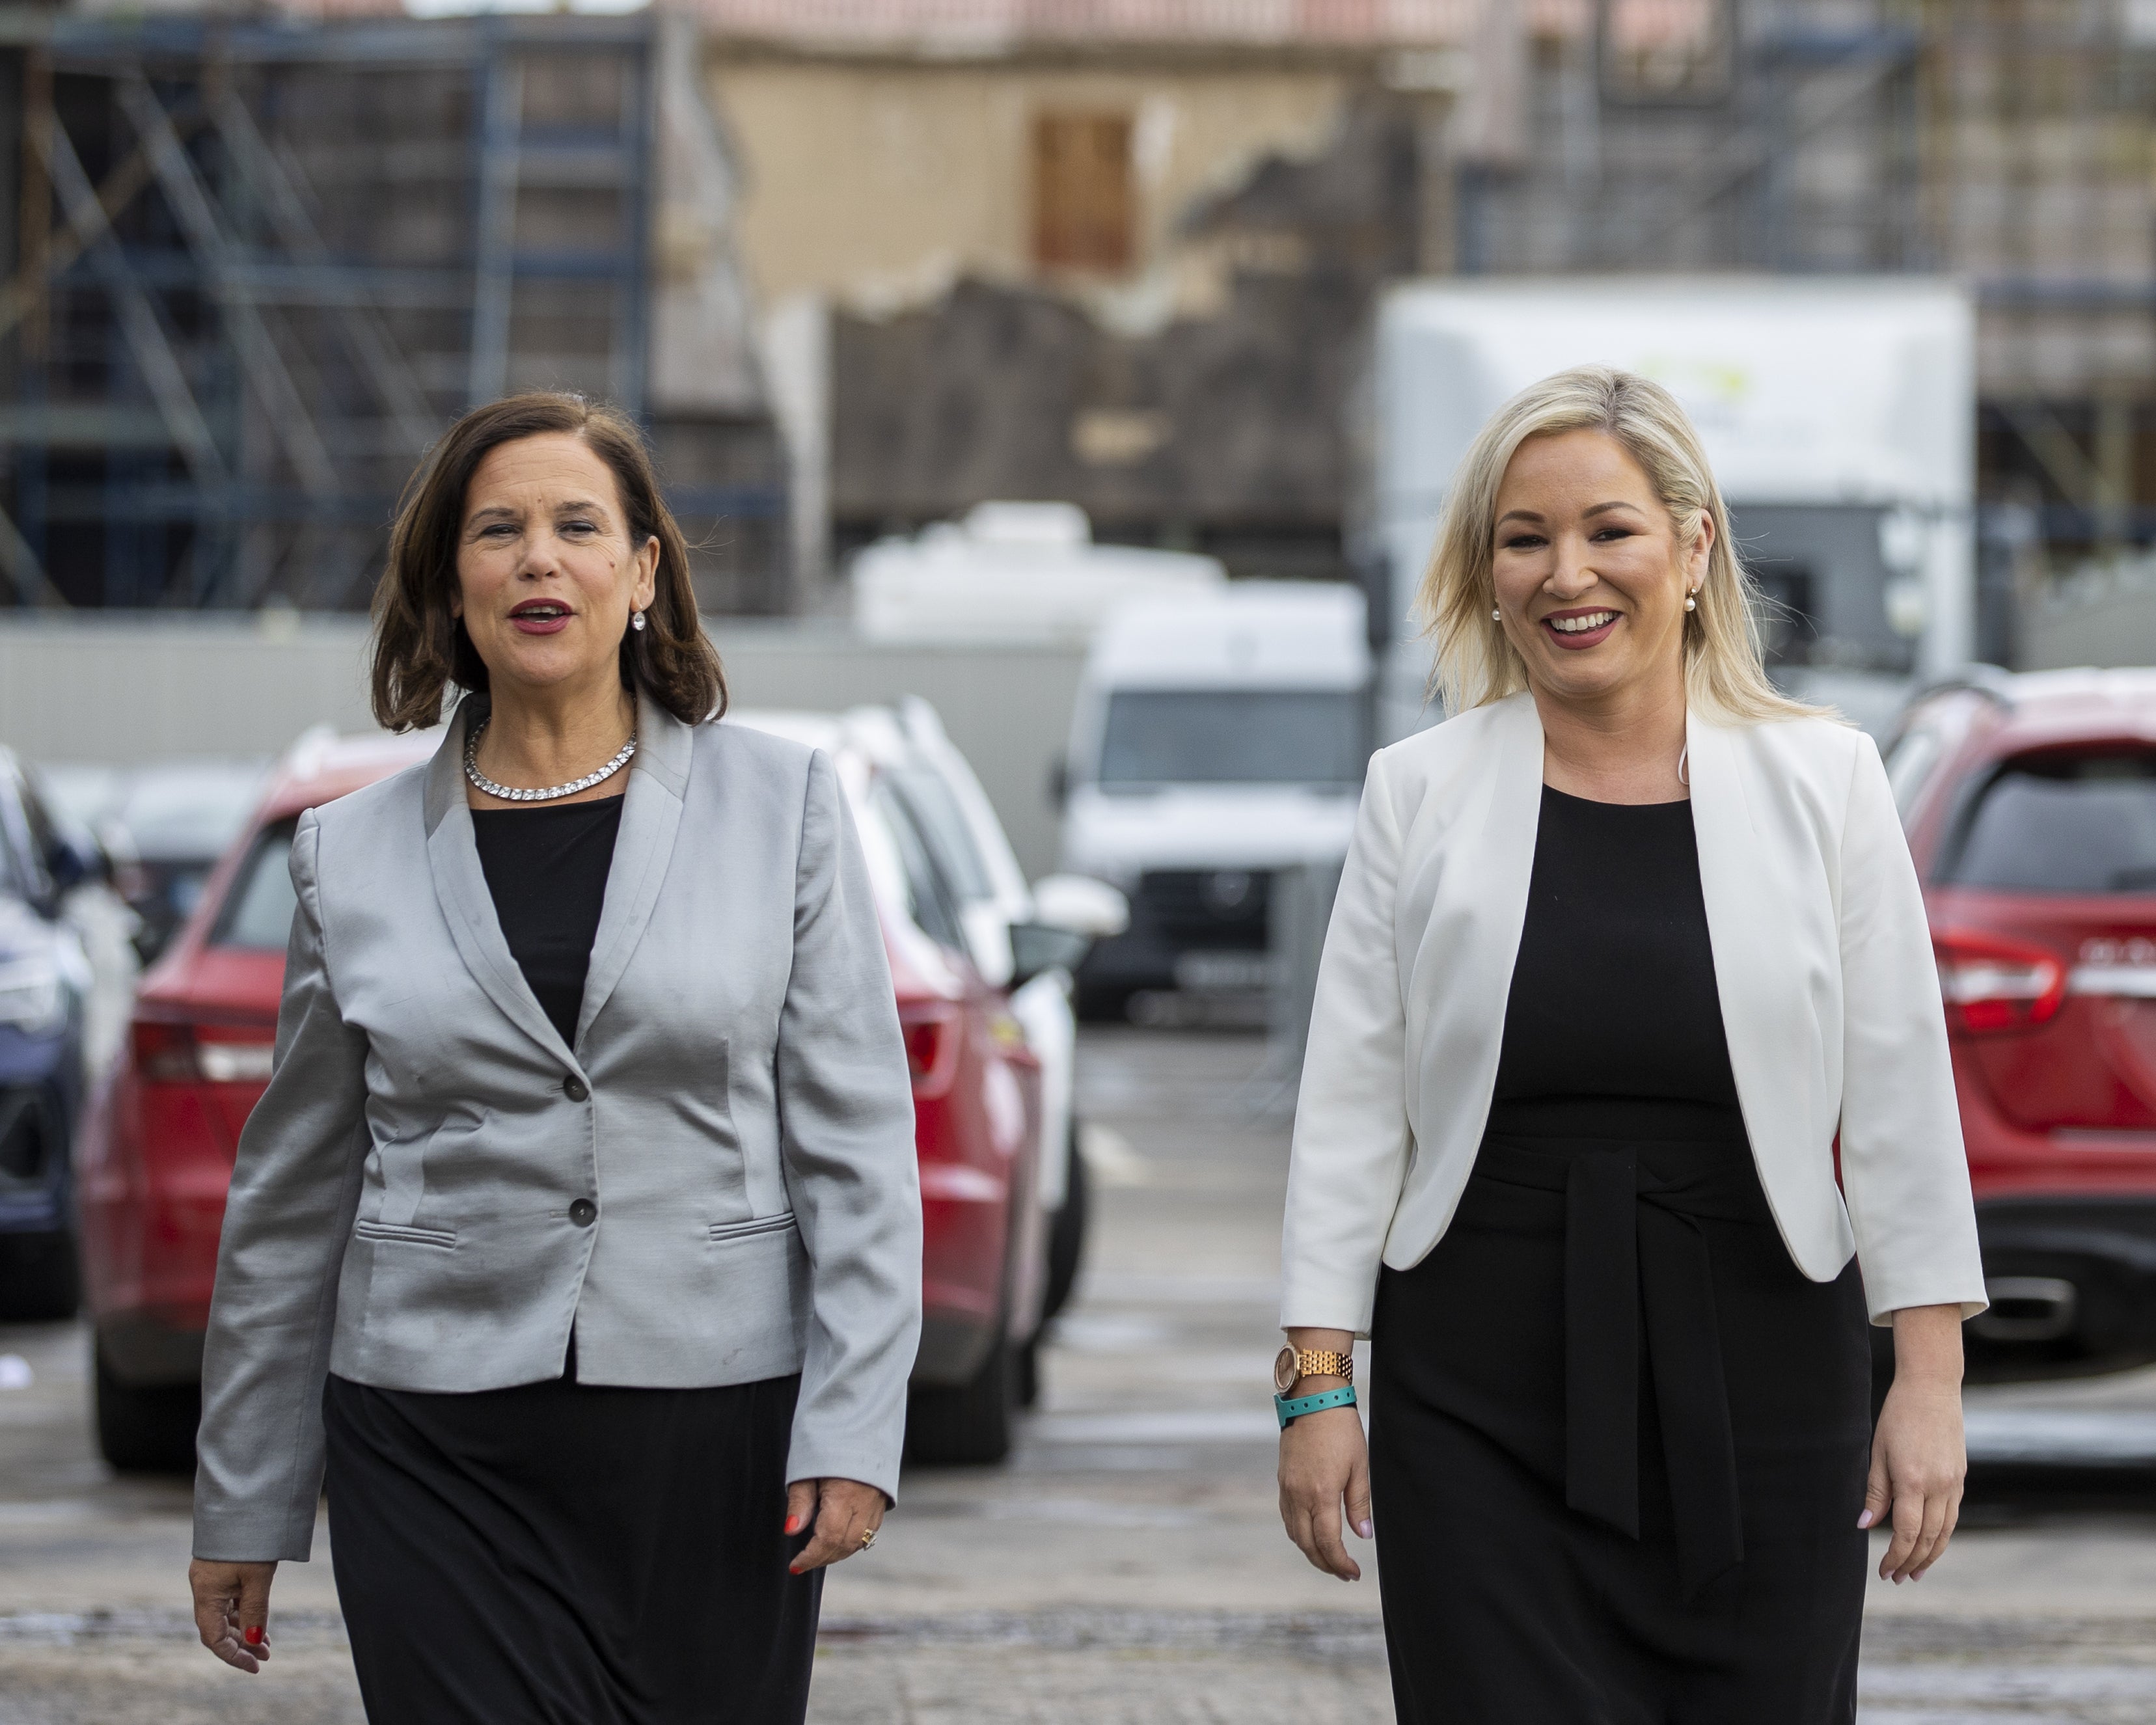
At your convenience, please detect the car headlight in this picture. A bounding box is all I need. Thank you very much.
[0,953,66,1035]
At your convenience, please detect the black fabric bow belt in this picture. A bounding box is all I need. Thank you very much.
[1479,1135,1751,1599]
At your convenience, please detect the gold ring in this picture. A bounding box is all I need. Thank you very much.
[858,1528,877,1550]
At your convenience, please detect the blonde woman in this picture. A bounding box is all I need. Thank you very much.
[1273,367,1985,1722]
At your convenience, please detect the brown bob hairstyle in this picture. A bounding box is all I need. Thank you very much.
[370,392,727,733]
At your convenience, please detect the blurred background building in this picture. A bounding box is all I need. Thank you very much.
[5,0,2156,663]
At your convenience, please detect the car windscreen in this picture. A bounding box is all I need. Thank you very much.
[883,766,993,901]
[212,819,299,949]
[869,785,969,955]
[1943,750,2156,894]
[1097,690,1367,788]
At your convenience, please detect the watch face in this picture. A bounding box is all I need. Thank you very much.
[1274,1345,1300,1396]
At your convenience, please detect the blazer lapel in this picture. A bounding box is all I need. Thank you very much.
[574,688,690,1048]
[1453,691,1546,1076]
[1399,692,1543,1175]
[422,699,581,1070]
[1685,711,1784,1147]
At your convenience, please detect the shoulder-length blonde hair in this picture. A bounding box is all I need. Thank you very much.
[1417,364,1821,726]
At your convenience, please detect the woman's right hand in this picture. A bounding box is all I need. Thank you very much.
[189,1558,277,1672]
[1277,1399,1374,1581]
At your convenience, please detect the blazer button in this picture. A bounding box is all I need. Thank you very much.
[562,1076,589,1102]
[569,1199,597,1227]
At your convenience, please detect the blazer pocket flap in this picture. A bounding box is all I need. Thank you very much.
[353,1219,457,1250]
[707,1212,798,1243]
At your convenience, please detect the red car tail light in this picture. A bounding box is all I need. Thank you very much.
[899,1000,962,1099]
[1934,929,2067,1034]
[131,1017,277,1084]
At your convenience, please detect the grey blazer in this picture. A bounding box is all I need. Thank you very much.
[191,692,923,1562]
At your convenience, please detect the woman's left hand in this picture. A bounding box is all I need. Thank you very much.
[785,1476,888,1574]
[1863,1303,1967,1584]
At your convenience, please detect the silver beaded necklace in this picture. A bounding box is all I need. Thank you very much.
[463,717,636,804]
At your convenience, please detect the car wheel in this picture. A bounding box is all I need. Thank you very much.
[0,1229,80,1322]
[906,1325,1017,1466]
[94,1344,200,1475]
[1042,1123,1089,1324]
[1074,985,1135,1024]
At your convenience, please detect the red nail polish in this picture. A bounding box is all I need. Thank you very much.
[784,1514,804,1535]
[243,1625,264,1646]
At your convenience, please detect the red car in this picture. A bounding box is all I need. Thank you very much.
[78,723,1044,1471]
[1889,667,2156,1372]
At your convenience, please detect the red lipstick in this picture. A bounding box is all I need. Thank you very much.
[508,597,573,636]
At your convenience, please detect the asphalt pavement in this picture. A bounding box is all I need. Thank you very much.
[2,1027,2154,1722]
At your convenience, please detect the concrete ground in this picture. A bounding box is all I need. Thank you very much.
[3,1027,2154,1722]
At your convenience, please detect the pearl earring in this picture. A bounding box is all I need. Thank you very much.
[1684,592,1697,612]
[631,609,648,632]
[1492,607,1501,622]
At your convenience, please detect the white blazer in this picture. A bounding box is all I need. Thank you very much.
[1281,691,1989,1335]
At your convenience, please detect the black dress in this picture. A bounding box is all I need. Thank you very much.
[321,795,822,1725]
[1369,787,1872,1724]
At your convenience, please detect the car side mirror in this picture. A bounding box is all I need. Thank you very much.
[1030,873,1130,939]
[44,832,105,895]
[1008,921,1094,989]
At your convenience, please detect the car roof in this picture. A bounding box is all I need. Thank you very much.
[728,706,914,767]
[1087,581,1370,685]
[1915,667,2156,753]
[256,727,443,821]
[726,709,843,754]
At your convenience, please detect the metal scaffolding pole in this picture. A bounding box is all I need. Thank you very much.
[0,10,684,608]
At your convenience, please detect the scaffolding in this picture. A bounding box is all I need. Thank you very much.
[0,9,787,613]
[1450,3,1925,277]
[1911,0,2156,560]
[1434,0,2156,656]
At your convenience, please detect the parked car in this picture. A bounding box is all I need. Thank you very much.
[735,706,1119,1424]
[79,716,1061,1471]
[38,758,266,963]
[1056,583,1369,1020]
[1887,666,2156,1377]
[882,700,1125,1340]
[75,732,430,1468]
[0,749,105,1321]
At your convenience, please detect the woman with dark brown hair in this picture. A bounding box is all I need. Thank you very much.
[184,393,923,1723]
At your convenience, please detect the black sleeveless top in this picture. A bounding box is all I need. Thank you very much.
[1486,786,1745,1142]
[470,796,624,1048]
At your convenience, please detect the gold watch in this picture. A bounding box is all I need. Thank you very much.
[1274,1344,1353,1395]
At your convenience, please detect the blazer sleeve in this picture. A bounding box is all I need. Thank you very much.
[774,750,924,1501]
[1279,749,1414,1337]
[1835,731,1989,1325]
[192,809,371,1562]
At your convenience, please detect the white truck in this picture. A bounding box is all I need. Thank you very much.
[1367,277,1977,740]
[1056,582,1370,1018]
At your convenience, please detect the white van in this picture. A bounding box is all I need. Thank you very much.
[850,501,1225,645]
[1056,582,1371,1016]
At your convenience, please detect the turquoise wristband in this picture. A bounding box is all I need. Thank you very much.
[1276,1385,1358,1428]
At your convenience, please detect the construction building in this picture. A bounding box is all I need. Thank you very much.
[0,5,784,614]
[6,0,2156,660]
[690,0,2156,661]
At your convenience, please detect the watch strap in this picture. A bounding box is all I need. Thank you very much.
[1292,1348,1354,1383]
[1276,1385,1358,1428]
